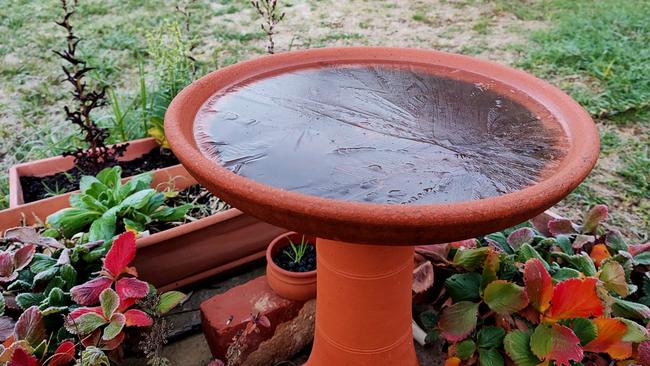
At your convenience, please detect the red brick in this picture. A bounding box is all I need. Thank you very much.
[200,276,311,365]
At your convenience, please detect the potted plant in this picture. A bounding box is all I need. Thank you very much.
[0,166,286,291]
[266,232,317,301]
[9,1,181,208]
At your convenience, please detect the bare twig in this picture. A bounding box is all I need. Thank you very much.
[251,0,285,54]
[55,0,128,174]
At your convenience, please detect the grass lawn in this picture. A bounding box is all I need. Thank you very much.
[0,0,647,240]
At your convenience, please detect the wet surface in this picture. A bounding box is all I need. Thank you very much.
[194,63,567,204]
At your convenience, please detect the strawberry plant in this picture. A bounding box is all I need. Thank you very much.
[414,205,650,365]
[0,228,186,365]
[46,166,190,243]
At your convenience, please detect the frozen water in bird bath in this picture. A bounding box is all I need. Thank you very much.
[194,63,568,204]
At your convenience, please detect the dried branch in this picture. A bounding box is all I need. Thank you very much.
[55,0,127,174]
[251,0,285,54]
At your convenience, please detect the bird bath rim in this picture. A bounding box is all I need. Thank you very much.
[165,47,599,245]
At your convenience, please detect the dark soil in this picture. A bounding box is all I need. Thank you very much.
[273,243,317,272]
[147,184,230,234]
[20,147,179,203]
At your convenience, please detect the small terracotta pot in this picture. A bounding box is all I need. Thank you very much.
[9,137,163,207]
[0,164,286,291]
[266,232,317,301]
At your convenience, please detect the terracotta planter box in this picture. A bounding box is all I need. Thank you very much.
[0,164,286,291]
[9,137,164,207]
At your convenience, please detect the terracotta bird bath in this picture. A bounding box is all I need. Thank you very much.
[165,48,599,365]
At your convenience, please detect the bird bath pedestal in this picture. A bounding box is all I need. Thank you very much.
[166,48,599,365]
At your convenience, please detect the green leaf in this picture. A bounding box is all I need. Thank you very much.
[555,235,574,255]
[455,339,476,360]
[79,176,107,196]
[424,329,439,344]
[33,266,59,284]
[481,250,500,290]
[100,289,119,319]
[68,312,106,335]
[48,288,66,307]
[453,247,490,271]
[89,213,117,243]
[635,252,650,265]
[419,311,438,332]
[44,276,66,296]
[16,293,46,309]
[504,330,541,366]
[102,313,125,341]
[565,318,596,345]
[552,267,582,282]
[605,230,628,252]
[120,189,157,210]
[483,281,529,315]
[617,318,650,342]
[445,273,482,302]
[123,218,145,233]
[47,208,101,237]
[439,301,479,342]
[151,204,191,221]
[517,244,549,269]
[485,232,512,254]
[118,172,153,200]
[550,252,597,276]
[478,348,504,366]
[612,298,650,321]
[477,326,506,349]
[142,192,166,214]
[157,291,187,314]
[29,254,57,273]
[80,346,110,366]
[8,280,31,291]
[42,306,68,316]
[96,166,122,189]
[59,264,77,290]
[0,294,5,315]
[79,195,108,213]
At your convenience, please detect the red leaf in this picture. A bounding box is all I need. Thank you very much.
[8,348,40,366]
[548,219,576,236]
[412,261,434,294]
[546,278,604,321]
[524,258,553,313]
[507,228,535,250]
[49,340,75,366]
[449,239,478,249]
[0,316,16,342]
[590,244,610,267]
[70,277,113,306]
[116,277,150,310]
[12,245,35,271]
[207,360,225,366]
[415,244,450,263]
[530,210,565,236]
[123,309,153,327]
[69,307,103,321]
[582,205,608,234]
[629,242,650,257]
[14,307,46,345]
[103,232,136,278]
[584,318,632,360]
[0,251,15,279]
[530,322,583,366]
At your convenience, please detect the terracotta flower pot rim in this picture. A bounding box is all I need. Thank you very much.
[165,47,599,244]
[266,231,317,278]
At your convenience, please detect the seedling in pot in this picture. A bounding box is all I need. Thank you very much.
[275,235,316,272]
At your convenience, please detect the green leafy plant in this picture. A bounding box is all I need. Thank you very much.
[415,205,650,366]
[283,235,310,264]
[46,166,191,242]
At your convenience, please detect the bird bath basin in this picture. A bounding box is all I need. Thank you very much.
[165,48,599,365]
